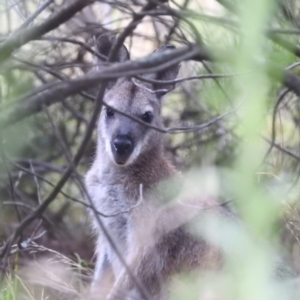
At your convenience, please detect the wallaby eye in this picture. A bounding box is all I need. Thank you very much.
[106,108,115,118]
[142,111,153,123]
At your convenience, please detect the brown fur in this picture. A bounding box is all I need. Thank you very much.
[85,37,225,300]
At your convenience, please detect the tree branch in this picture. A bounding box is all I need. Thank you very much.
[0,0,92,62]
[0,44,206,128]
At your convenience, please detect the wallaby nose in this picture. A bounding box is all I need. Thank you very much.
[113,137,132,154]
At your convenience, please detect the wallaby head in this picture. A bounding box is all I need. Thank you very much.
[95,36,180,166]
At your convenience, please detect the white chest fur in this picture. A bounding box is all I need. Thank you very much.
[85,170,135,279]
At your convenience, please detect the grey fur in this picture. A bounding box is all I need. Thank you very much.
[85,38,222,300]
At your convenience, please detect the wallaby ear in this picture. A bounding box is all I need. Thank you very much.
[94,35,130,89]
[94,35,130,63]
[150,45,180,96]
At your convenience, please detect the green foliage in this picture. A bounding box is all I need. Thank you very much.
[1,0,300,299]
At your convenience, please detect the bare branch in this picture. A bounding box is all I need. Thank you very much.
[0,0,93,62]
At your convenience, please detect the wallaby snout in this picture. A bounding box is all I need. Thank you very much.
[112,135,134,165]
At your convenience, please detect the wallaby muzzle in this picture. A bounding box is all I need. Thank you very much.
[111,135,134,165]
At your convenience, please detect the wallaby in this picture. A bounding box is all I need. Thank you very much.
[85,36,225,300]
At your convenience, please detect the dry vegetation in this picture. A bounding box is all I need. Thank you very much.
[1,0,300,299]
